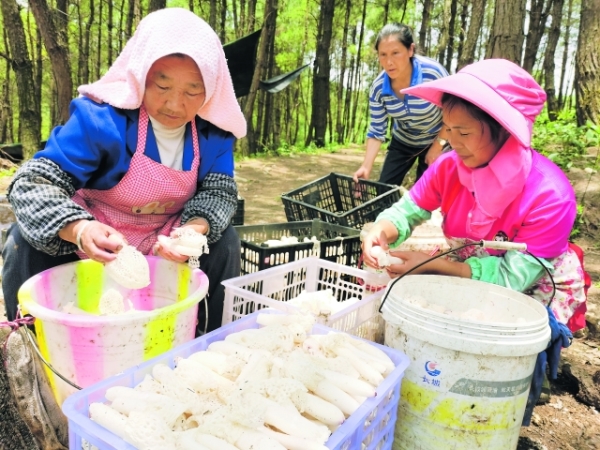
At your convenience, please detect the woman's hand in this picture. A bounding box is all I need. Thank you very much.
[361,220,398,269]
[425,146,443,165]
[384,250,472,279]
[384,250,437,277]
[152,219,209,263]
[61,220,124,263]
[353,166,371,183]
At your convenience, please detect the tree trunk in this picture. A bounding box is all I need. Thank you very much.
[126,0,141,40]
[342,26,356,144]
[148,0,166,12]
[456,0,469,70]
[349,0,367,136]
[575,0,600,125]
[219,0,227,42]
[436,0,451,66]
[246,0,256,33]
[209,0,217,30]
[543,0,564,121]
[306,0,334,147]
[0,0,41,158]
[558,0,573,109]
[419,0,433,54]
[240,0,276,155]
[107,0,113,67]
[522,0,552,73]
[0,45,12,143]
[82,0,94,85]
[96,0,103,80]
[457,0,486,70]
[117,0,126,53]
[486,0,526,65]
[335,0,351,143]
[382,0,390,24]
[445,0,458,70]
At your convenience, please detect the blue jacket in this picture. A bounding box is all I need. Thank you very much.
[35,97,235,191]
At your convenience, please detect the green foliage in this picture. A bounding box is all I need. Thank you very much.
[234,141,343,161]
[570,203,585,240]
[533,109,600,170]
[0,167,17,178]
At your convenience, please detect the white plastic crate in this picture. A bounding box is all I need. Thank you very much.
[62,311,411,450]
[221,257,385,342]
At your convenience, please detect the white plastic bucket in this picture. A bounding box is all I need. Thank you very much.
[18,256,209,405]
[382,275,550,450]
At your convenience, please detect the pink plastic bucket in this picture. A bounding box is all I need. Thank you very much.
[18,256,209,405]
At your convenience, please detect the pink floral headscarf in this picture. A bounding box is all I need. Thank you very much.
[78,8,246,139]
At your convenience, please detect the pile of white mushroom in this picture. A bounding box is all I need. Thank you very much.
[287,289,359,318]
[89,313,395,450]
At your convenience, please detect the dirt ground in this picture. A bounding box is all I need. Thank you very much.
[234,146,600,450]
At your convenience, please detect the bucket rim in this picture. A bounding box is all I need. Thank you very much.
[17,257,209,326]
[384,315,551,357]
[385,274,549,328]
[384,300,548,333]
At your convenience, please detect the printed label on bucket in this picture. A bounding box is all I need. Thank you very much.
[448,375,532,398]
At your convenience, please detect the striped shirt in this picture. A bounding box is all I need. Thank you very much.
[367,55,448,147]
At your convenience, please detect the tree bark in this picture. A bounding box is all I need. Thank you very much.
[575,0,600,125]
[148,0,166,12]
[419,0,433,54]
[558,0,574,109]
[457,0,486,70]
[240,0,276,155]
[445,0,458,70]
[335,0,351,143]
[436,0,451,67]
[0,0,41,158]
[522,0,552,73]
[0,38,13,143]
[209,0,217,30]
[28,0,72,124]
[306,0,334,147]
[349,0,367,136]
[126,0,141,40]
[486,0,526,65]
[543,0,564,121]
[82,0,94,85]
[456,0,469,70]
[96,0,103,80]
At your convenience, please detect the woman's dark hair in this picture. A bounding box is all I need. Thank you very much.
[441,92,507,145]
[375,23,415,52]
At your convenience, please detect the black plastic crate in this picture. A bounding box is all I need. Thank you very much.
[231,196,245,226]
[234,219,361,274]
[281,173,401,229]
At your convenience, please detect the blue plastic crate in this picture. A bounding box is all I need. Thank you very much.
[62,311,410,450]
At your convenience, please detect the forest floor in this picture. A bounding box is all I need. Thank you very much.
[0,145,598,448]
[233,145,600,450]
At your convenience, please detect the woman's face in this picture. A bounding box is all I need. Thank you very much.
[377,36,414,79]
[442,104,501,168]
[143,55,206,129]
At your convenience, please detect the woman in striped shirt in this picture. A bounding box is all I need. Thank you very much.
[353,24,449,186]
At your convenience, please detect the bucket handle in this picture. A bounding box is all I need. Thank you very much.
[378,240,556,313]
[9,310,83,391]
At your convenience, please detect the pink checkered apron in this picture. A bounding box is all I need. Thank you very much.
[72,107,200,255]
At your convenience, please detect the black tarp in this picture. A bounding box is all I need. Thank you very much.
[223,30,262,98]
[223,30,309,97]
[259,64,310,93]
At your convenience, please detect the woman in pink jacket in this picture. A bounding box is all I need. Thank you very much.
[361,59,586,423]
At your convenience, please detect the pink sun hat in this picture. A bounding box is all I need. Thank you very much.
[402,59,546,147]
